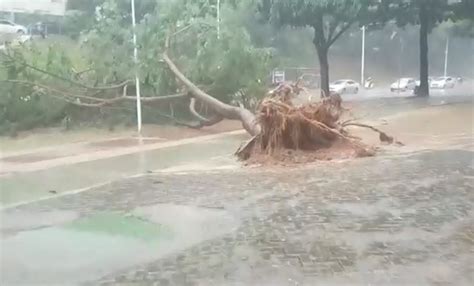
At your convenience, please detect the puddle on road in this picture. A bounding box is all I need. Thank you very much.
[1,204,238,285]
[64,212,173,242]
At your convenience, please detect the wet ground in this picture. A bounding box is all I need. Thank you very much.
[0,91,473,285]
[2,148,473,285]
[0,131,246,207]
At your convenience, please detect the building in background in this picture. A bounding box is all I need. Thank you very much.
[0,0,67,16]
[0,0,67,43]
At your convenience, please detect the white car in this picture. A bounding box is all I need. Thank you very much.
[415,77,433,86]
[0,19,27,35]
[430,76,456,89]
[390,78,417,92]
[330,79,360,94]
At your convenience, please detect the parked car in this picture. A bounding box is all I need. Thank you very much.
[0,19,27,35]
[390,78,417,92]
[430,76,456,89]
[415,77,433,86]
[330,79,359,94]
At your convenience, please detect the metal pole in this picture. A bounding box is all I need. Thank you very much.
[444,36,449,77]
[131,0,142,134]
[361,25,366,87]
[398,36,402,95]
[217,0,220,39]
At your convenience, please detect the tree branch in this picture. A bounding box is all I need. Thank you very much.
[4,80,106,102]
[189,97,223,126]
[189,97,210,122]
[326,20,338,42]
[342,122,403,145]
[162,43,236,115]
[3,52,129,90]
[3,79,188,107]
[327,20,355,47]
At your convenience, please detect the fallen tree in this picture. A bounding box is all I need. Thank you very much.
[2,28,400,164]
[162,42,401,163]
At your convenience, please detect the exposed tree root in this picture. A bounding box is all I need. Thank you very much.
[342,122,404,146]
[236,83,401,164]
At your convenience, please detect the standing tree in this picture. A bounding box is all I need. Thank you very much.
[259,0,384,97]
[391,0,455,96]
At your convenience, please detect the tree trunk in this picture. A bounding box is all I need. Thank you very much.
[418,5,430,97]
[162,52,261,136]
[317,46,330,98]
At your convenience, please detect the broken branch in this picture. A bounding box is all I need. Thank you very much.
[162,32,260,135]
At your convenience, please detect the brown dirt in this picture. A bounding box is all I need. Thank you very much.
[236,83,384,164]
[242,139,376,166]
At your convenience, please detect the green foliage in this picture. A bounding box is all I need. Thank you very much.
[0,0,275,134]
[388,0,473,33]
[448,0,474,38]
[82,0,275,100]
[0,45,70,135]
[175,2,275,101]
[389,0,451,31]
[449,20,474,37]
[259,0,390,46]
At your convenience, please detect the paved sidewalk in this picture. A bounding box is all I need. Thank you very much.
[2,149,473,285]
[0,130,245,176]
[0,131,245,207]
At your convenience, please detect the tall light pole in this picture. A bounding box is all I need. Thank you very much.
[444,36,449,77]
[390,30,403,94]
[131,0,142,134]
[360,25,366,87]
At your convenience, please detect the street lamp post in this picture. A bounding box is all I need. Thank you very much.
[361,25,366,87]
[130,0,142,134]
[444,36,449,77]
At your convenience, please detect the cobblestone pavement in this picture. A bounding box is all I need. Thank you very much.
[2,149,474,285]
